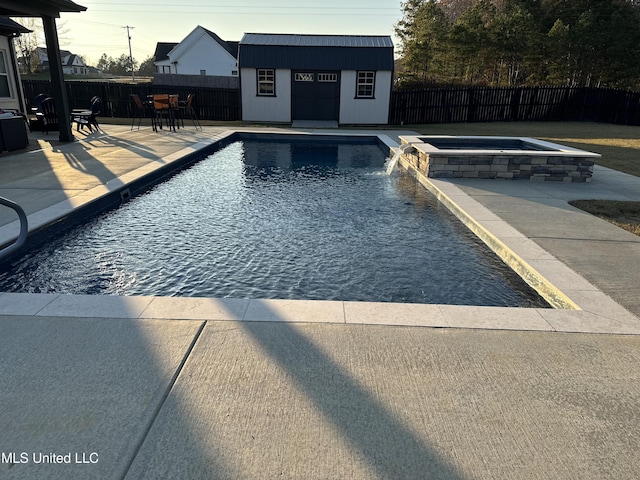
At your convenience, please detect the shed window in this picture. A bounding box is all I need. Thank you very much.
[257,69,275,96]
[356,71,375,98]
[200,69,206,76]
[0,51,10,98]
[318,73,337,82]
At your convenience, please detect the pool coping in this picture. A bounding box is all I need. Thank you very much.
[1,128,638,335]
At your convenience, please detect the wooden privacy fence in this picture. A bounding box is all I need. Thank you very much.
[21,80,640,126]
[389,86,640,126]
[21,80,241,122]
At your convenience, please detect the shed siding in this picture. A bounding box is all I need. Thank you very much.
[339,70,391,124]
[241,68,291,123]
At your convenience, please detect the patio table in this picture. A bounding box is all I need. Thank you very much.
[149,94,180,132]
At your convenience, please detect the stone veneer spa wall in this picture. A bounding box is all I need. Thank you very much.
[397,136,600,182]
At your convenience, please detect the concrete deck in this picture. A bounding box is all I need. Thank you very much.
[1,124,640,479]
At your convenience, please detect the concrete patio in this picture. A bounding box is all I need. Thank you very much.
[1,123,639,479]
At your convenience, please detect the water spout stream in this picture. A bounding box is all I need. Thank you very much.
[386,143,415,175]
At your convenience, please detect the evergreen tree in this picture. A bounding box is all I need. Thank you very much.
[396,0,451,84]
[96,54,113,73]
[492,2,541,85]
[448,0,497,84]
[544,19,572,84]
[137,56,156,77]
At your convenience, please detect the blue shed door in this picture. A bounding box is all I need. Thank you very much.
[292,71,340,121]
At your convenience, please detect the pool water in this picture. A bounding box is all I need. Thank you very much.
[0,137,548,307]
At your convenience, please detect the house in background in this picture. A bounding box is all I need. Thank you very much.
[0,16,30,113]
[153,42,178,74]
[153,26,238,88]
[34,46,89,76]
[238,33,394,125]
[62,52,88,75]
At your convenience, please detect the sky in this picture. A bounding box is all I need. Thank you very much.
[42,0,403,66]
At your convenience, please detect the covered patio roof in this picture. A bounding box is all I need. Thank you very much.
[0,0,87,142]
[0,0,86,17]
[0,16,31,35]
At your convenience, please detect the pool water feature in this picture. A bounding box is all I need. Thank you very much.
[0,136,548,307]
[385,143,416,175]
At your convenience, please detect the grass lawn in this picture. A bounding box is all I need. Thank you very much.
[570,200,640,236]
[408,121,640,237]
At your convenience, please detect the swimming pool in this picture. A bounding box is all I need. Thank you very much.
[0,135,548,307]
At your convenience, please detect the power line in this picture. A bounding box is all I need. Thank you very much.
[87,2,396,9]
[68,18,123,28]
[91,10,395,16]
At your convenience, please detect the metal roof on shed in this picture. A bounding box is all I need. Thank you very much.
[238,34,394,71]
[241,33,393,48]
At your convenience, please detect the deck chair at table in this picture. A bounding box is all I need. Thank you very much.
[178,94,201,129]
[31,93,48,116]
[130,94,151,130]
[71,96,103,132]
[28,93,48,132]
[35,97,58,135]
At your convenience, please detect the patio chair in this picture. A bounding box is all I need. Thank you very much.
[169,94,181,128]
[35,97,58,135]
[130,94,151,130]
[31,93,47,114]
[71,96,102,132]
[178,94,201,129]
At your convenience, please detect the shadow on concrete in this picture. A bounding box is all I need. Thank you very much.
[237,317,466,479]
[0,127,168,228]
[63,127,160,160]
[122,298,466,479]
[0,312,234,480]
[242,316,463,480]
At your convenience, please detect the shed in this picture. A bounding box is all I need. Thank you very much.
[238,33,394,125]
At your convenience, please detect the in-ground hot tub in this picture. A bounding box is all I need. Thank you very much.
[397,135,600,182]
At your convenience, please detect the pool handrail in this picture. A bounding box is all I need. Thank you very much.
[0,196,28,261]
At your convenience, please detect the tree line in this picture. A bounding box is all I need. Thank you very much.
[95,54,155,76]
[395,0,640,89]
[18,49,155,77]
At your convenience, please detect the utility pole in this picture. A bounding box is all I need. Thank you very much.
[122,25,135,82]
